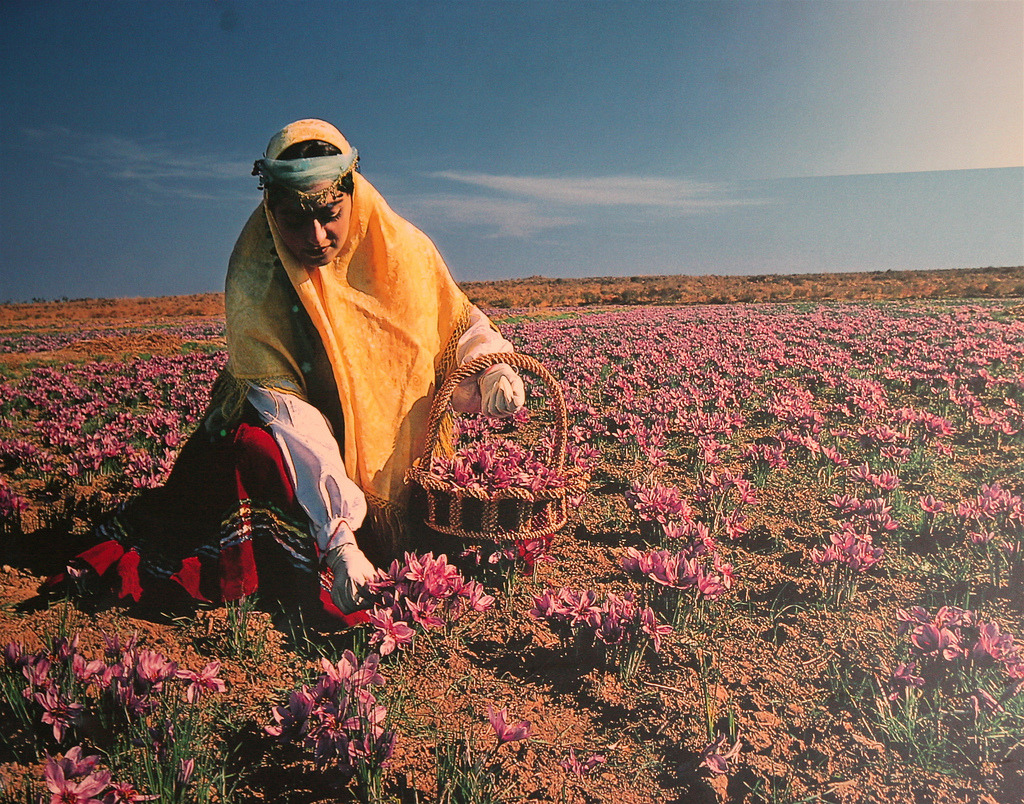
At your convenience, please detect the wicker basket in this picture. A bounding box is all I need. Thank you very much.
[407,352,588,543]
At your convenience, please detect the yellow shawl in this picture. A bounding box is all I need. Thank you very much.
[224,139,471,550]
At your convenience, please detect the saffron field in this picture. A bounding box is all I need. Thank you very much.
[1,300,1023,803]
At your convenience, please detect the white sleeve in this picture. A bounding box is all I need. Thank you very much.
[451,307,516,414]
[456,306,515,364]
[245,385,367,554]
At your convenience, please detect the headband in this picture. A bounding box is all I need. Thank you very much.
[252,150,359,209]
[254,119,358,208]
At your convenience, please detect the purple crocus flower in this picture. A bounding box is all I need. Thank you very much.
[175,661,227,703]
[101,630,139,662]
[320,651,385,691]
[134,649,178,693]
[3,640,28,671]
[560,747,605,777]
[106,781,158,803]
[21,654,52,698]
[35,688,84,741]
[266,687,315,741]
[368,606,416,656]
[639,607,673,653]
[888,662,925,700]
[700,732,742,776]
[177,758,195,786]
[43,747,111,804]
[487,704,531,745]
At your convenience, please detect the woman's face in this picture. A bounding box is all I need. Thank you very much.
[270,182,352,268]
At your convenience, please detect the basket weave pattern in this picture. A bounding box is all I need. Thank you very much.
[407,352,588,543]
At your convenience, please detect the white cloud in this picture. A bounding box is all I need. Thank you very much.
[397,194,579,238]
[21,126,254,202]
[429,171,766,211]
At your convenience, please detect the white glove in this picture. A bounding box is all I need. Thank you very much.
[451,374,483,414]
[479,364,525,418]
[323,523,376,614]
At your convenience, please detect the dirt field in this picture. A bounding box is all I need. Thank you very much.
[1,276,1023,803]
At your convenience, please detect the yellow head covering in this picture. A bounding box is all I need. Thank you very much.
[264,118,350,161]
[225,120,471,551]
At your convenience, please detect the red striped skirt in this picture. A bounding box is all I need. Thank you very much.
[49,419,366,624]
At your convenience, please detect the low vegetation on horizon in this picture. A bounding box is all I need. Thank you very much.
[2,266,1021,328]
[464,265,1024,308]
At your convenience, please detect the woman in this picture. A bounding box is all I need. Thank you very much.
[57,119,524,620]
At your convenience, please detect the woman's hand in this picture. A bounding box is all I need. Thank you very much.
[323,522,376,613]
[479,363,526,418]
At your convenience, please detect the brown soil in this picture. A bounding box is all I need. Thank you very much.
[1,291,1022,803]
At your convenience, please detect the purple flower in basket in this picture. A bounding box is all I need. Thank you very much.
[427,435,572,495]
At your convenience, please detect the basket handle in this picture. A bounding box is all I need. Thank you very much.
[421,352,569,473]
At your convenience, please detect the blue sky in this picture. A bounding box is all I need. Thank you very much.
[1,0,1021,302]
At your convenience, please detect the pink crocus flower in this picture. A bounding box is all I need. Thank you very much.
[620,547,643,576]
[176,661,227,703]
[368,606,416,656]
[829,494,860,515]
[347,729,397,765]
[44,747,110,804]
[639,607,673,653]
[714,554,735,590]
[71,654,106,685]
[559,588,602,628]
[560,747,605,777]
[487,704,531,745]
[849,463,875,483]
[895,606,931,636]
[320,651,385,690]
[404,552,461,599]
[888,662,925,700]
[134,650,178,693]
[872,470,901,492]
[460,580,496,612]
[22,654,52,697]
[404,596,446,630]
[177,758,195,786]
[919,495,946,514]
[911,624,963,661]
[724,510,749,540]
[35,688,84,741]
[821,446,848,468]
[700,732,742,775]
[529,589,562,621]
[935,605,973,630]
[47,745,101,779]
[973,622,1016,664]
[106,782,158,803]
[696,564,728,599]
